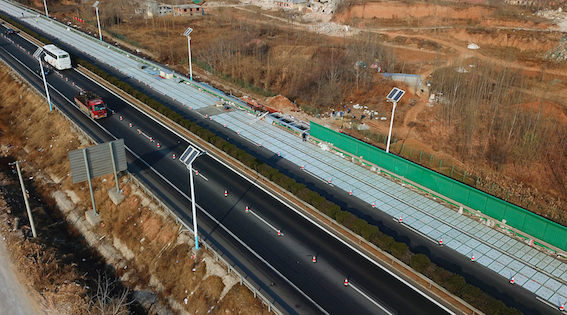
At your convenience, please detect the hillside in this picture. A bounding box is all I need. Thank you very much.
[18,0,567,230]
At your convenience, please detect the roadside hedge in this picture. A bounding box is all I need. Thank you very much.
[78,63,523,315]
[0,12,523,314]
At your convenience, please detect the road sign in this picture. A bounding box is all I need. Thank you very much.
[68,139,127,184]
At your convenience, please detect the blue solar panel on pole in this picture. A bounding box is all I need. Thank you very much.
[387,87,405,102]
[180,146,200,166]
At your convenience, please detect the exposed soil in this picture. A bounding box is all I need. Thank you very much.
[18,0,567,238]
[0,61,271,314]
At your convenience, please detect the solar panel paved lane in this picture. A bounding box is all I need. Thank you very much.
[211,111,567,307]
[2,1,567,310]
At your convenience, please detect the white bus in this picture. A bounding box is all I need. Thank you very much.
[42,44,72,70]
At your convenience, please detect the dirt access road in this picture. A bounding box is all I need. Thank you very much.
[0,236,45,315]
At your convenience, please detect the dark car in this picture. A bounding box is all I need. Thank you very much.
[5,28,16,35]
[36,66,51,76]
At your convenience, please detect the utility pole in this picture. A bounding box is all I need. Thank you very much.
[10,161,37,238]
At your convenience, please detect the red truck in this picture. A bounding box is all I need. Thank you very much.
[74,91,107,119]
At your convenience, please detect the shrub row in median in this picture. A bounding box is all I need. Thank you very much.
[77,54,525,315]
[0,12,522,314]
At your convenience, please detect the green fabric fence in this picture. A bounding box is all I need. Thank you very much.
[310,121,567,252]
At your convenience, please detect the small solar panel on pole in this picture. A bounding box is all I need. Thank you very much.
[183,27,194,81]
[93,1,102,42]
[386,87,405,153]
[179,145,206,250]
[33,47,52,111]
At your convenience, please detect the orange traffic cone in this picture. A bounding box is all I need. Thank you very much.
[172,154,176,160]
[344,278,349,286]
[510,276,515,284]
[561,303,564,311]
[349,190,352,196]
[471,254,475,262]
[372,202,375,208]
[157,142,160,148]
[398,216,403,223]
[245,206,249,212]
[277,229,281,236]
[119,115,123,120]
[312,256,317,263]
[439,238,443,246]
[328,178,332,184]
[129,122,132,127]
[224,190,228,197]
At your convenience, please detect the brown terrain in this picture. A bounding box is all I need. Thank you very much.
[28,0,567,226]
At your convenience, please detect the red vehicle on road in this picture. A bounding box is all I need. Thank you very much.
[74,91,107,119]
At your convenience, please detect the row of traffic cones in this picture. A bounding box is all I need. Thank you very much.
[122,116,162,148]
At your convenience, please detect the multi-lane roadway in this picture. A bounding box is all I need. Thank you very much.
[0,15,459,315]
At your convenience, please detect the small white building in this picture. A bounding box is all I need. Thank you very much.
[275,0,307,9]
[138,0,173,18]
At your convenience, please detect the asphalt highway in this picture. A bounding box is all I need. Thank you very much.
[0,17,457,315]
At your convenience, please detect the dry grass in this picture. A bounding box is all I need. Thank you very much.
[0,62,271,314]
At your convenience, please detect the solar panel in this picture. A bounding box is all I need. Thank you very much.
[32,47,43,60]
[179,146,200,165]
[183,27,193,36]
[387,89,398,100]
[386,87,405,102]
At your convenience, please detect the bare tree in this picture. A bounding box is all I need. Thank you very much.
[89,272,131,315]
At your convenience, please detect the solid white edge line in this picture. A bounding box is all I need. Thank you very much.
[349,283,393,315]
[535,296,562,312]
[2,12,454,313]
[0,32,330,315]
[401,222,438,244]
[74,44,457,315]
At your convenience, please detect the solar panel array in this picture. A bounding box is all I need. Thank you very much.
[2,2,566,308]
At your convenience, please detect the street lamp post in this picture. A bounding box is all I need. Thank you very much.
[385,87,405,153]
[93,1,102,42]
[182,27,194,81]
[179,146,206,250]
[10,161,37,238]
[42,0,49,18]
[33,48,52,111]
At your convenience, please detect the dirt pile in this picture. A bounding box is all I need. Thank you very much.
[265,95,298,112]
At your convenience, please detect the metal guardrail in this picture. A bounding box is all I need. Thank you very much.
[0,54,283,315]
[125,172,283,315]
[12,1,257,115]
[2,5,478,312]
